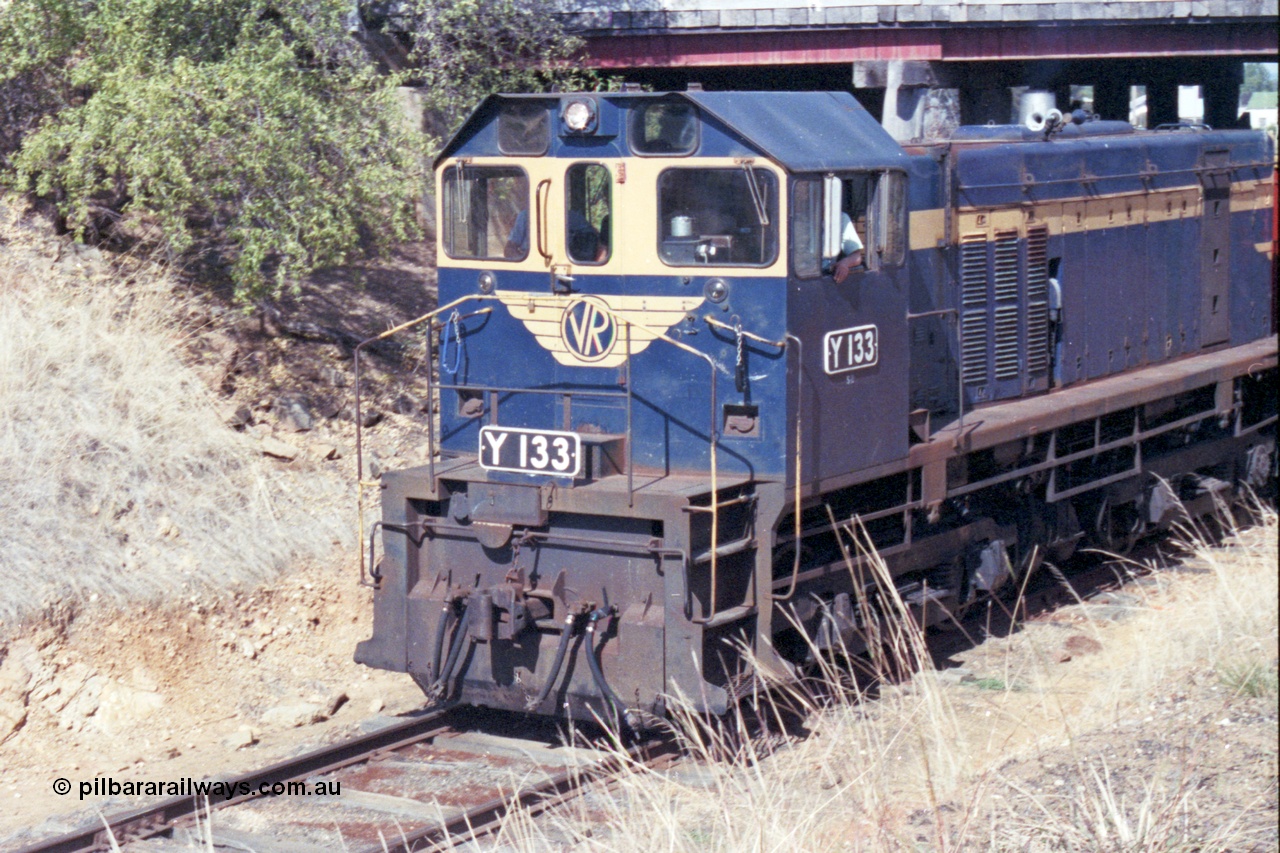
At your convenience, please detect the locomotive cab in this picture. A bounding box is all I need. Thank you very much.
[356,90,1277,725]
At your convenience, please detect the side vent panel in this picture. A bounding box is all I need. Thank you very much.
[1026,225,1050,378]
[992,229,1020,381]
[960,233,988,386]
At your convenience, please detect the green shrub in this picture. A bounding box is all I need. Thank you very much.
[0,0,589,302]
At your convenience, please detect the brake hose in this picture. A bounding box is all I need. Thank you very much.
[431,602,474,698]
[527,611,577,711]
[585,607,629,725]
[428,601,455,684]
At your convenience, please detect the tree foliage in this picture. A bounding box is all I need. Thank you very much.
[381,0,598,128]
[1240,63,1278,104]
[0,0,590,302]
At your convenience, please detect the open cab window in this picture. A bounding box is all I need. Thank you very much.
[793,171,906,277]
[442,165,530,261]
[657,166,778,266]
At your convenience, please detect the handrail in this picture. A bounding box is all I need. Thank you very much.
[772,333,804,601]
[354,294,499,583]
[703,314,786,349]
[535,179,552,266]
[567,304,723,617]
[353,292,790,622]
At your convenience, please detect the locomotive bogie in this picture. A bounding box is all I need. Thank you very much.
[355,89,1277,724]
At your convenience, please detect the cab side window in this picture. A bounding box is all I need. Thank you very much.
[801,171,907,276]
[871,171,906,268]
[791,178,822,278]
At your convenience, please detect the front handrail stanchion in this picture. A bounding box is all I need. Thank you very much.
[353,296,774,621]
[772,333,804,601]
[354,294,496,582]
[708,354,718,619]
[625,321,634,506]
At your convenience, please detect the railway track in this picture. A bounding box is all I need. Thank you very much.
[13,707,676,853]
[10,519,1257,853]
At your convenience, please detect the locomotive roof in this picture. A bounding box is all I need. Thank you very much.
[436,90,908,172]
[680,90,908,172]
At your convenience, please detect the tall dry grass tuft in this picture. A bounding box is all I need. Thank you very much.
[0,237,347,627]
[1074,499,1279,725]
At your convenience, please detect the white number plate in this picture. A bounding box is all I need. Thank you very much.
[823,324,879,375]
[478,426,582,477]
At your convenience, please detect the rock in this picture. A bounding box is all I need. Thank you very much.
[360,409,383,429]
[0,696,27,744]
[223,726,258,750]
[1063,634,1103,656]
[93,679,164,737]
[362,452,383,480]
[260,435,299,461]
[393,393,421,415]
[59,674,106,731]
[0,650,33,744]
[0,642,39,693]
[154,515,179,540]
[368,697,385,714]
[238,638,257,659]
[322,366,348,388]
[226,405,254,429]
[324,692,349,718]
[308,442,338,462]
[319,399,348,420]
[276,394,314,432]
[130,666,159,693]
[934,667,978,686]
[1056,650,1073,663]
[48,663,93,714]
[261,701,326,728]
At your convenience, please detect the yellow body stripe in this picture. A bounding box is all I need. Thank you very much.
[440,161,1272,260]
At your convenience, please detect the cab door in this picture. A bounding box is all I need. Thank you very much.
[789,171,910,484]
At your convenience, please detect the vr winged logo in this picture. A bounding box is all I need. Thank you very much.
[496,290,704,368]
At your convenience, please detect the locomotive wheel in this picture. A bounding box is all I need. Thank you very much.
[1093,497,1144,556]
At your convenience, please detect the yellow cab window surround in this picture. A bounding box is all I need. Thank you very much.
[441,163,531,262]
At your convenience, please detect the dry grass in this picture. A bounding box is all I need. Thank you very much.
[0,218,348,629]
[485,505,1278,853]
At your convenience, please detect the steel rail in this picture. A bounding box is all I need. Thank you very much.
[399,735,680,853]
[12,707,459,853]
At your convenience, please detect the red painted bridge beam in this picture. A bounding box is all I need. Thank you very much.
[581,23,1277,68]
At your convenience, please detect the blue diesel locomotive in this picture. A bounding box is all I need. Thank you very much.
[355,90,1277,724]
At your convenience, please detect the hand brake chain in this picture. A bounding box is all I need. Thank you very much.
[441,310,463,375]
[734,317,747,394]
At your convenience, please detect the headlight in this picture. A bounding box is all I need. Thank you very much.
[562,99,596,133]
